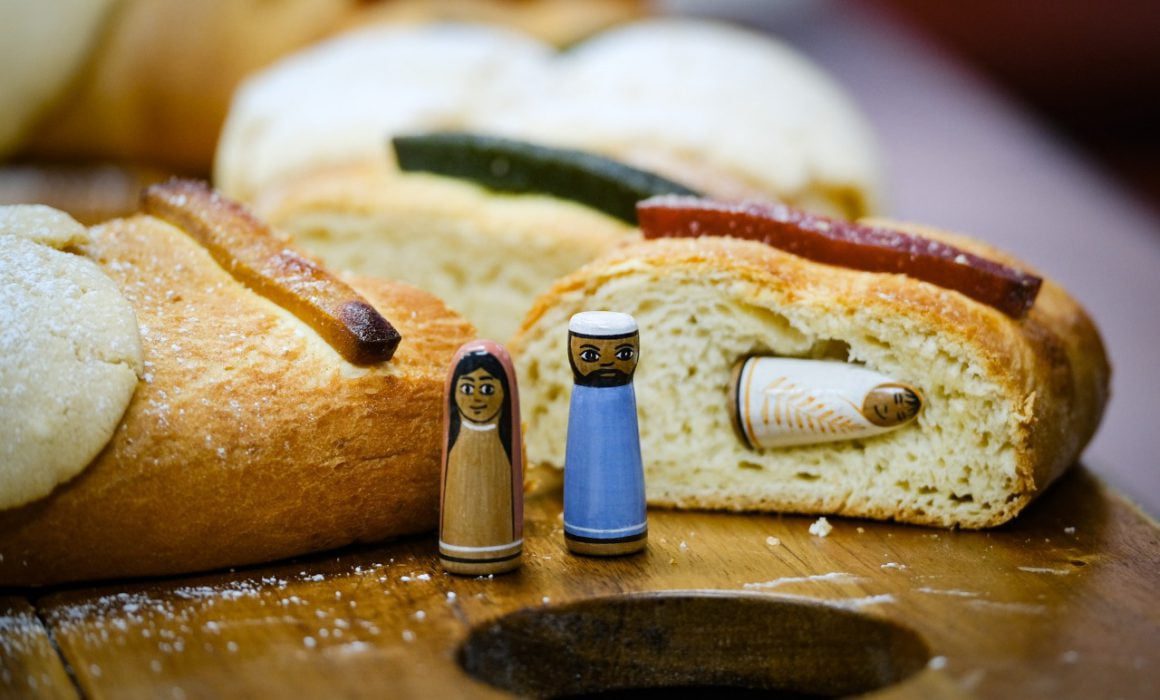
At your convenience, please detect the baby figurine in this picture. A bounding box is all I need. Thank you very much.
[439,340,523,575]
[730,356,924,449]
[563,311,647,556]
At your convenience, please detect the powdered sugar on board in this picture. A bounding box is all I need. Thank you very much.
[1017,566,1071,576]
[40,559,448,662]
[743,572,863,590]
[0,602,73,692]
[0,607,48,664]
[742,590,897,611]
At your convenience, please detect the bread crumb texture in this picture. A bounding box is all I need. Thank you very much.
[0,205,142,510]
[512,235,1108,529]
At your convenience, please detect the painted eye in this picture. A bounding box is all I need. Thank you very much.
[616,348,635,361]
[579,349,599,362]
[480,384,495,395]
[459,384,473,395]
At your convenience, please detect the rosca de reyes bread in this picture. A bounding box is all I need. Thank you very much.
[214,19,882,341]
[0,181,473,586]
[510,199,1110,528]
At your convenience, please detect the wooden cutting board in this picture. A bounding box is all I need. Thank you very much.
[2,465,1157,699]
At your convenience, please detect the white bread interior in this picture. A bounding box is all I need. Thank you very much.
[511,235,1109,529]
[261,164,634,341]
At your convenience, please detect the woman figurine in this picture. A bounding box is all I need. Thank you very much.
[439,340,523,575]
[563,311,647,556]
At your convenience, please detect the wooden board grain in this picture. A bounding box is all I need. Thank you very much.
[0,597,77,700]
[16,466,1160,699]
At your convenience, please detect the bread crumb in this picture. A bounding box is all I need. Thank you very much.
[765,536,780,546]
[856,527,865,534]
[809,517,832,537]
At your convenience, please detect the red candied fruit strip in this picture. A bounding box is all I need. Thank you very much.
[637,196,1042,318]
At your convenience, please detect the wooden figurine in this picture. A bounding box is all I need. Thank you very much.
[563,312,647,556]
[730,356,924,449]
[439,340,523,575]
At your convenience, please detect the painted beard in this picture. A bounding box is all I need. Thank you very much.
[574,367,632,388]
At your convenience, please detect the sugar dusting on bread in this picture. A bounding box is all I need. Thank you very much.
[0,205,142,511]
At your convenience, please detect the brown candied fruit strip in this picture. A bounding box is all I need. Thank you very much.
[637,196,1042,318]
[142,179,401,363]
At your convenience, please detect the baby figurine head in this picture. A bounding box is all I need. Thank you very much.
[862,383,923,428]
[568,312,640,388]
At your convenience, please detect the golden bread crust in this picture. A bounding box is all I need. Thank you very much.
[514,233,1109,528]
[864,220,1110,512]
[0,214,473,586]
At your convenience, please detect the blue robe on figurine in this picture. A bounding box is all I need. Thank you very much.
[564,382,647,543]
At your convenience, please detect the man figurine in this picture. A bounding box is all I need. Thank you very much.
[563,311,647,556]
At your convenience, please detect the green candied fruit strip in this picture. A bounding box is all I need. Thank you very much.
[391,132,700,224]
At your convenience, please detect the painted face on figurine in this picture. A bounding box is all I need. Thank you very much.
[862,384,923,427]
[455,367,506,424]
[569,332,639,387]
